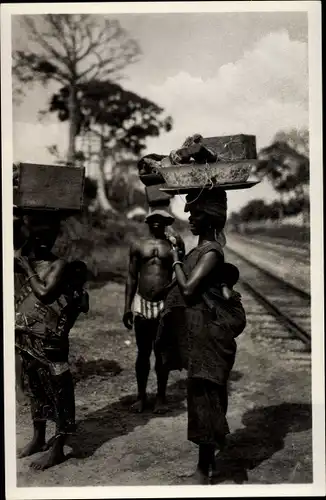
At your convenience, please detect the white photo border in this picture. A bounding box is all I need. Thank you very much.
[1,2,324,499]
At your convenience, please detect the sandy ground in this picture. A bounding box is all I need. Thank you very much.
[16,271,312,487]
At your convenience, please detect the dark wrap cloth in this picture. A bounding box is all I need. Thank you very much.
[15,259,87,437]
[157,189,246,446]
[156,241,246,381]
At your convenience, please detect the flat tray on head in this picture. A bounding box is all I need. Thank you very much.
[160,180,260,194]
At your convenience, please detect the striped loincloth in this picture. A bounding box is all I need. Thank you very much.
[133,293,165,320]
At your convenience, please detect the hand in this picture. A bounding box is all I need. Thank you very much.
[166,233,177,246]
[14,255,30,273]
[171,246,180,261]
[123,310,134,330]
[222,285,233,301]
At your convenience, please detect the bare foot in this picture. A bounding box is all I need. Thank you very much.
[41,435,57,452]
[129,399,147,413]
[18,438,45,458]
[153,398,169,414]
[30,448,66,471]
[194,467,210,485]
[177,467,210,485]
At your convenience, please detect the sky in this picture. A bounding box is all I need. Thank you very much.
[12,11,308,218]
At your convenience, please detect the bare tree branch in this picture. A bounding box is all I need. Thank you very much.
[13,14,143,166]
[47,14,74,64]
[23,17,73,76]
[13,51,70,85]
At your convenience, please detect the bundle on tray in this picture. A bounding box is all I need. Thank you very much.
[137,134,260,198]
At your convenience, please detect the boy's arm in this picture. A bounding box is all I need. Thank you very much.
[124,242,140,313]
[123,242,140,330]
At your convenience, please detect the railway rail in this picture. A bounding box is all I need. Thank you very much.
[230,234,310,264]
[225,246,311,351]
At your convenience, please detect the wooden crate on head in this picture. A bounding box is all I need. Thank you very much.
[13,162,86,214]
[13,162,86,260]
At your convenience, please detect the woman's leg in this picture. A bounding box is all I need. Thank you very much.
[30,368,75,470]
[18,420,46,458]
[187,378,229,476]
[18,360,47,458]
[198,443,216,475]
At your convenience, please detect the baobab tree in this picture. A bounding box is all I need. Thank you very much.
[13,14,141,163]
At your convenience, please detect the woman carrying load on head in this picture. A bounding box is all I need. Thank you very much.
[156,188,246,483]
[14,212,89,470]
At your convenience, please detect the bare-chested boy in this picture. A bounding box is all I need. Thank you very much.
[123,210,185,413]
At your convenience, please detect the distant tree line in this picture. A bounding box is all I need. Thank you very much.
[229,196,309,226]
[229,128,310,228]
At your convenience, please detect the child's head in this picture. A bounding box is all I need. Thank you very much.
[221,263,240,288]
[64,260,88,291]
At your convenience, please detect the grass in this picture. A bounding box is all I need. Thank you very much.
[53,212,149,284]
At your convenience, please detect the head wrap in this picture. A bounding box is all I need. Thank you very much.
[184,188,227,244]
[184,188,227,217]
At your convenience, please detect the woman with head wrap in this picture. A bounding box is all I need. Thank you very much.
[14,213,89,470]
[156,188,246,483]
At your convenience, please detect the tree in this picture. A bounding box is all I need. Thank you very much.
[48,80,172,154]
[274,128,309,157]
[48,79,172,211]
[268,200,283,221]
[228,212,242,232]
[13,14,141,163]
[239,199,270,223]
[256,129,309,224]
[283,197,307,218]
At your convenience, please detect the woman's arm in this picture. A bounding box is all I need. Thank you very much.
[17,256,66,304]
[172,248,221,301]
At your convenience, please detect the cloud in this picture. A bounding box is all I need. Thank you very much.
[148,31,309,217]
[141,31,308,154]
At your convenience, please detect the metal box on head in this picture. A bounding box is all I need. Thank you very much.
[138,134,260,199]
[201,134,257,161]
[156,134,260,194]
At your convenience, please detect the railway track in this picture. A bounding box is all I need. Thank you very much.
[225,246,311,352]
[232,234,310,264]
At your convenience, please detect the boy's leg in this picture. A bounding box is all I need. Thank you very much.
[130,315,154,412]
